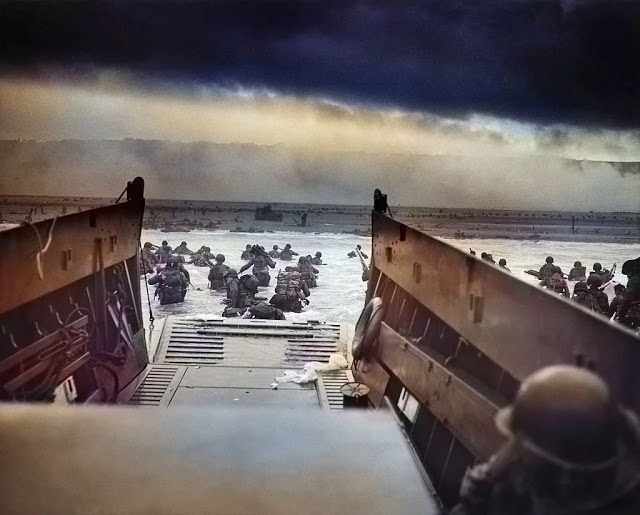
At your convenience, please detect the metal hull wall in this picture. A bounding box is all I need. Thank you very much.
[355,211,640,506]
[0,180,148,403]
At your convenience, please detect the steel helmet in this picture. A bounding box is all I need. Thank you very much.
[593,262,602,271]
[215,254,225,263]
[495,365,618,468]
[224,268,238,278]
[587,274,603,288]
[545,256,554,264]
[315,251,322,257]
[181,241,187,246]
[273,245,279,250]
[498,258,507,266]
[162,240,168,246]
[166,256,179,268]
[574,261,582,268]
[622,258,640,276]
[143,242,153,249]
[573,281,588,293]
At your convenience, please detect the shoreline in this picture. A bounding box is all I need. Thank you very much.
[1,196,638,244]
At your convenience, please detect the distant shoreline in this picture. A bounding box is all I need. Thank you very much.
[1,195,639,244]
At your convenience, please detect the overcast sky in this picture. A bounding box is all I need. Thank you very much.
[1,1,639,208]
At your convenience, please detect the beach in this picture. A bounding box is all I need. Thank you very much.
[2,195,639,244]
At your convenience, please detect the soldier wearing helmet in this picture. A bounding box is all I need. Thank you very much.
[239,245,276,286]
[271,270,310,312]
[189,246,214,267]
[311,251,323,265]
[223,268,240,306]
[147,255,189,305]
[279,243,299,261]
[268,245,281,258]
[155,240,173,264]
[541,267,569,297]
[568,261,587,281]
[498,258,510,272]
[140,242,158,275]
[296,255,319,288]
[608,284,626,319]
[587,274,609,315]
[538,256,556,283]
[207,254,229,290]
[173,241,193,255]
[571,281,602,313]
[590,262,613,284]
[616,258,640,329]
[451,365,640,515]
[240,244,254,260]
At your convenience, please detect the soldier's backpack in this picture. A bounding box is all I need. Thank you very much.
[240,274,259,293]
[285,277,301,299]
[162,269,183,288]
[249,302,284,320]
[573,291,602,313]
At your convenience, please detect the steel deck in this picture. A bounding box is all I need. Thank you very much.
[122,316,353,409]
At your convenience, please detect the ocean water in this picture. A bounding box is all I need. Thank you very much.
[444,237,639,290]
[140,229,372,325]
[140,229,640,328]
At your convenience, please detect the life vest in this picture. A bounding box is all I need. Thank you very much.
[352,297,385,361]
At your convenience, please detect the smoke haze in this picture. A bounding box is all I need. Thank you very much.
[1,138,638,212]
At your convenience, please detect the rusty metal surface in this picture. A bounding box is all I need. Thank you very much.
[0,199,144,315]
[0,406,439,514]
[371,212,640,410]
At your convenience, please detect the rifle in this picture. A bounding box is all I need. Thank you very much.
[355,247,370,282]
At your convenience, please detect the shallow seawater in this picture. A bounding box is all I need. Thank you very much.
[140,229,371,326]
[443,237,640,293]
[140,230,640,329]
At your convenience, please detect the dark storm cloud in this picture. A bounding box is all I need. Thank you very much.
[1,1,639,128]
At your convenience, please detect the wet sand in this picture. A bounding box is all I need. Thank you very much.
[1,195,639,243]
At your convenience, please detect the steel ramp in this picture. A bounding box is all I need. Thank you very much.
[123,316,353,409]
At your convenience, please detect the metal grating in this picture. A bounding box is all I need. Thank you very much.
[285,338,338,365]
[155,317,344,368]
[319,370,351,410]
[164,334,224,365]
[128,366,179,406]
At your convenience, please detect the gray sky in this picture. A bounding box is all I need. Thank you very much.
[1,2,639,210]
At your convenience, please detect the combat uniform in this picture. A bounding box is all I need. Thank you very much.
[450,365,640,515]
[617,258,640,328]
[239,252,276,286]
[148,261,189,305]
[208,263,229,290]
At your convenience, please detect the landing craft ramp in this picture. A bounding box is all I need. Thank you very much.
[121,316,355,410]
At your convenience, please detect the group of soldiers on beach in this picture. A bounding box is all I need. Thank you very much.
[468,248,639,329]
[533,255,640,329]
[140,239,331,320]
[470,249,512,272]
